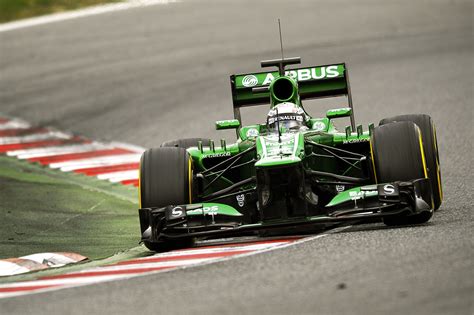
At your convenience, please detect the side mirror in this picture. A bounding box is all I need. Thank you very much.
[326,107,352,119]
[215,119,240,130]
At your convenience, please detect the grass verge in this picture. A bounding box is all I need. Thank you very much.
[0,156,140,261]
[0,0,122,23]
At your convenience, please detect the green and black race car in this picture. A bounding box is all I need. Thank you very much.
[138,56,443,251]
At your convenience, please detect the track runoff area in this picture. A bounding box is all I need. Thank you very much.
[0,115,345,298]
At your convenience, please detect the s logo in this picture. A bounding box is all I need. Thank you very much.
[383,184,395,195]
[171,206,184,217]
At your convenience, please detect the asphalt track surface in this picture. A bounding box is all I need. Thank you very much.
[0,0,473,314]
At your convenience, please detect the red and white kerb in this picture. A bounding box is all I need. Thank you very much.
[0,239,299,298]
[0,116,144,186]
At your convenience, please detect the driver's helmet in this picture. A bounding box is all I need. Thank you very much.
[267,102,307,132]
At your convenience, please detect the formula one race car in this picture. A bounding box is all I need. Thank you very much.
[138,56,443,251]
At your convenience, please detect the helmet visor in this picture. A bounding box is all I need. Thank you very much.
[267,114,304,132]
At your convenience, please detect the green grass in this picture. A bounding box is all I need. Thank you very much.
[0,0,123,23]
[0,156,140,260]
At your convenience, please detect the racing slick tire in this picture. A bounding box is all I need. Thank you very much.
[139,147,194,251]
[380,114,442,210]
[371,121,433,226]
[161,138,211,149]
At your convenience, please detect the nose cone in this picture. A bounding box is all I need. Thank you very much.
[255,132,304,168]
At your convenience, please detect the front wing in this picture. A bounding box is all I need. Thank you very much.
[139,178,432,242]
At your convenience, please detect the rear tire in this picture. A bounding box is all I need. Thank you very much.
[139,147,194,250]
[380,114,442,210]
[371,121,433,226]
[161,138,210,149]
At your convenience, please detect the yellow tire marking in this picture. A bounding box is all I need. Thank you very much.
[417,127,428,179]
[417,126,433,208]
[433,124,443,201]
[369,138,378,183]
[188,157,193,204]
[437,167,442,201]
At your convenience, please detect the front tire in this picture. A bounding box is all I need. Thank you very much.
[380,114,442,210]
[371,121,433,226]
[140,147,192,208]
[139,147,194,250]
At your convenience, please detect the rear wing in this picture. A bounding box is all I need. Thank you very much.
[230,62,355,130]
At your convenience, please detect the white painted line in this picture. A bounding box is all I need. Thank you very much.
[110,142,146,153]
[12,143,111,159]
[0,131,70,145]
[108,174,139,183]
[49,153,142,170]
[0,275,128,289]
[0,0,178,33]
[78,242,294,272]
[7,144,96,157]
[156,242,291,257]
[88,258,213,272]
[98,170,139,182]
[0,120,30,130]
[97,170,138,180]
[59,160,141,172]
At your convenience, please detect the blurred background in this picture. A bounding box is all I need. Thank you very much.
[0,0,122,23]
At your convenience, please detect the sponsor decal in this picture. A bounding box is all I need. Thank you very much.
[216,119,237,124]
[336,185,345,192]
[203,152,231,158]
[236,194,245,207]
[383,184,395,195]
[187,205,218,215]
[246,128,259,138]
[349,190,377,200]
[267,115,303,125]
[259,134,299,159]
[342,138,369,144]
[262,73,275,85]
[312,121,326,131]
[262,65,341,85]
[327,108,351,114]
[266,139,294,147]
[242,75,259,87]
